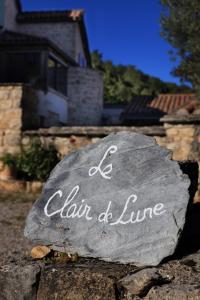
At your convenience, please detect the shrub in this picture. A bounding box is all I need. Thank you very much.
[15,141,60,182]
[0,153,16,167]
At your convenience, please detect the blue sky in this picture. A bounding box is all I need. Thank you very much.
[21,0,180,84]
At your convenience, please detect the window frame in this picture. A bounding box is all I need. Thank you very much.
[47,55,68,96]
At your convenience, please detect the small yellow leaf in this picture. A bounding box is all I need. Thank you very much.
[31,246,51,259]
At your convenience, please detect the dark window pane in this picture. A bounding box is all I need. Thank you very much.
[47,58,56,90]
[56,63,67,95]
[47,56,67,96]
[0,52,41,85]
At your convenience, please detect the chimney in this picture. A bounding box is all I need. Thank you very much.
[3,0,21,31]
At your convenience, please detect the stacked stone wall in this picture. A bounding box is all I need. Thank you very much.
[21,125,199,162]
[0,86,199,200]
[0,84,41,155]
[0,85,23,154]
[22,124,200,201]
[156,123,200,201]
[67,67,103,125]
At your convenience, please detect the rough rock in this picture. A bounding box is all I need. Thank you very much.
[37,261,124,300]
[2,251,200,300]
[118,268,165,298]
[0,261,40,300]
[25,132,190,266]
[145,283,200,300]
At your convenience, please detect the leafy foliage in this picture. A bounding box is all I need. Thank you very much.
[0,153,16,167]
[15,141,59,181]
[91,50,192,103]
[160,0,200,99]
[1,141,60,182]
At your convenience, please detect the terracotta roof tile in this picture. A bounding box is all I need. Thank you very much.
[122,94,198,124]
[124,94,197,115]
[152,94,197,114]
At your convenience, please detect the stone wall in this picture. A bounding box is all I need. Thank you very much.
[18,22,76,60]
[67,67,103,125]
[22,126,165,156]
[190,126,200,201]
[0,84,41,154]
[0,85,23,154]
[0,84,70,153]
[21,124,198,161]
[4,0,19,31]
[0,90,199,200]
[156,119,200,202]
[75,23,87,66]
[156,124,195,161]
[21,122,200,201]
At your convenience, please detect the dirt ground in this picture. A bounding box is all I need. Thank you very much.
[0,192,38,264]
[2,192,200,299]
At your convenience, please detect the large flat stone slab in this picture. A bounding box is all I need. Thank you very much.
[24,132,190,266]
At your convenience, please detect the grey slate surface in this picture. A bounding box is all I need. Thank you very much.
[24,132,190,266]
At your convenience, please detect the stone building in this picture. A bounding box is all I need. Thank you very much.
[0,0,103,127]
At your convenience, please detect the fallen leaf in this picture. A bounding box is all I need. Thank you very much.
[31,245,51,259]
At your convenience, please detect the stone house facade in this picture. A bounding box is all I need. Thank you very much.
[0,0,103,127]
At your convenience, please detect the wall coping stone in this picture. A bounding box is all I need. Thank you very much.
[0,83,30,88]
[161,115,200,124]
[23,126,166,137]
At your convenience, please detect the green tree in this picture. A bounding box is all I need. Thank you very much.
[160,0,200,98]
[91,50,103,70]
[91,50,192,103]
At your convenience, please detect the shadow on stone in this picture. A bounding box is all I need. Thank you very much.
[175,203,200,257]
[178,161,199,205]
[164,160,200,261]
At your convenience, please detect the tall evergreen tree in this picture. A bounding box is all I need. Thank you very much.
[160,0,200,98]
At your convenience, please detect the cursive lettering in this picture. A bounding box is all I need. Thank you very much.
[110,195,166,226]
[89,145,118,180]
[98,201,113,223]
[44,187,166,226]
[44,185,93,221]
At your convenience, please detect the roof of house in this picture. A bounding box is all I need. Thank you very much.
[16,9,91,66]
[148,94,197,114]
[104,103,128,109]
[122,94,198,123]
[17,10,84,23]
[0,30,48,44]
[0,30,77,66]
[123,95,155,115]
